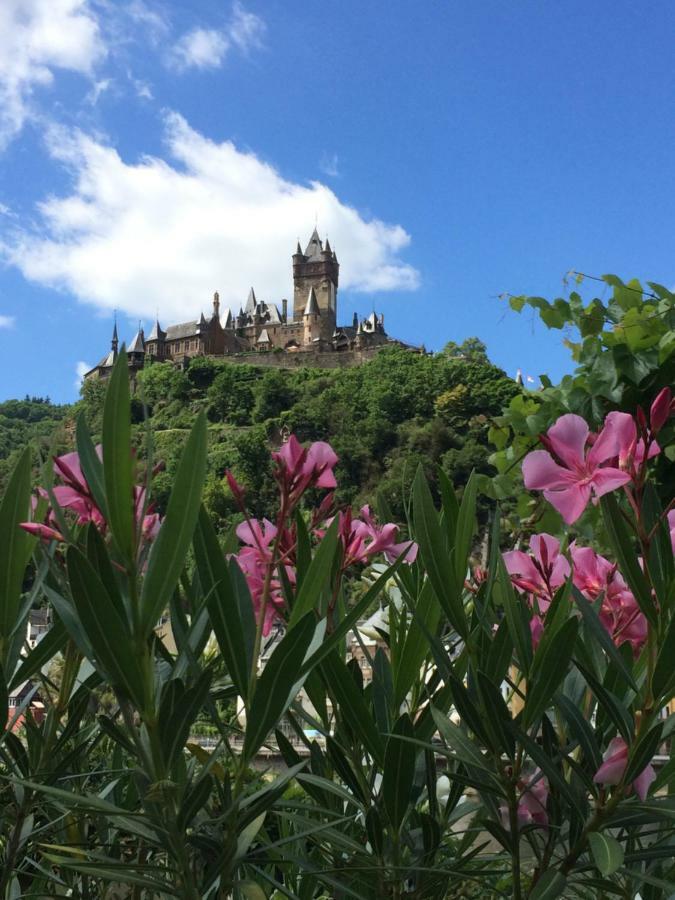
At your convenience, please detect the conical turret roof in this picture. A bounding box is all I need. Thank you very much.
[304,228,323,261]
[303,286,320,316]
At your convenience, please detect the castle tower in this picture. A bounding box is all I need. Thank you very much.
[292,229,339,340]
[212,291,220,321]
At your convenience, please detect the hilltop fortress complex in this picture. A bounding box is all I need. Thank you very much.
[86,230,418,380]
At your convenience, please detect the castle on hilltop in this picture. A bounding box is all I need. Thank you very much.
[85,230,417,381]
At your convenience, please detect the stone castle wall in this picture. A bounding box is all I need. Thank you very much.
[213,345,395,370]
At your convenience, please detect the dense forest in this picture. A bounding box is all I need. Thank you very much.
[0,341,520,532]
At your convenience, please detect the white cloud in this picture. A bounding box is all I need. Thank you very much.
[75,359,91,387]
[319,152,340,178]
[228,2,265,53]
[169,3,265,72]
[0,0,106,147]
[170,28,230,71]
[85,77,113,106]
[2,113,419,326]
[0,315,16,329]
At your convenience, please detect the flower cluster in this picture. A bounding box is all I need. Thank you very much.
[522,388,672,525]
[21,448,161,550]
[228,435,417,635]
[504,534,649,654]
[500,770,549,830]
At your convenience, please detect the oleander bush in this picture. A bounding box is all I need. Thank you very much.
[0,334,674,898]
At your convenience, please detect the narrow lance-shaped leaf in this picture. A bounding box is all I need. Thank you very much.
[288,516,340,628]
[243,613,317,762]
[382,713,416,831]
[0,446,31,652]
[600,493,657,626]
[66,546,146,710]
[453,470,476,590]
[102,350,136,566]
[140,412,207,639]
[412,466,467,638]
[75,413,108,521]
[523,616,578,729]
[194,506,251,701]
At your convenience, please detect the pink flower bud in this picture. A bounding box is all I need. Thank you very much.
[225,470,246,505]
[650,387,673,435]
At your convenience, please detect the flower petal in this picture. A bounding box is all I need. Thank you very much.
[522,451,576,491]
[590,467,632,499]
[543,483,592,524]
[547,414,589,469]
[633,763,656,801]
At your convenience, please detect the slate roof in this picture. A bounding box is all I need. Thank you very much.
[147,320,165,341]
[165,321,200,340]
[128,330,145,353]
[304,228,324,261]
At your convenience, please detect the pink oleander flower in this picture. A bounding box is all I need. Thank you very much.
[522,413,633,524]
[329,506,417,569]
[668,510,675,555]
[500,770,549,830]
[234,518,296,636]
[503,533,570,613]
[272,435,338,507]
[593,736,656,801]
[600,410,660,473]
[571,544,647,656]
[21,448,162,551]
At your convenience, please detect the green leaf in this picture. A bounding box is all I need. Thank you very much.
[140,412,207,639]
[159,671,212,768]
[529,870,567,899]
[601,494,657,626]
[653,616,675,702]
[194,506,252,700]
[0,660,7,734]
[493,556,532,675]
[244,614,317,762]
[453,471,476,588]
[625,723,662,789]
[321,650,385,765]
[430,706,496,779]
[75,413,108,521]
[66,547,145,709]
[476,670,514,760]
[588,831,624,876]
[524,616,578,729]
[288,517,340,628]
[102,350,135,565]
[412,466,467,637]
[437,467,459,544]
[9,619,67,690]
[0,447,31,653]
[382,714,416,831]
[393,580,440,708]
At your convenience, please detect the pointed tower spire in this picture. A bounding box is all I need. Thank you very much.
[352,311,358,329]
[111,313,119,353]
[303,286,320,316]
[245,287,257,315]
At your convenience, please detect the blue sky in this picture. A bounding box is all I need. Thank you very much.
[1,0,674,403]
